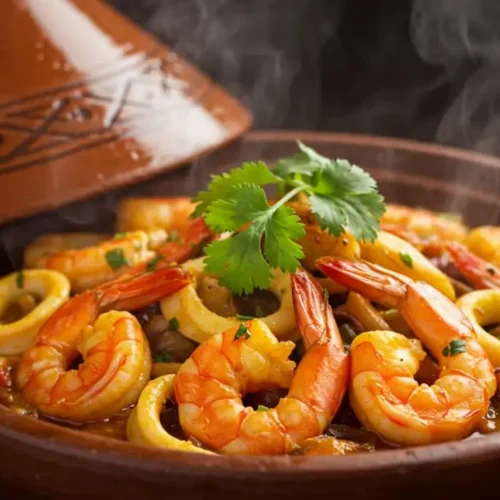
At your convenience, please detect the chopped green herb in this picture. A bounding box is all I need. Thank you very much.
[323,287,330,301]
[168,317,180,330]
[147,255,163,272]
[16,271,24,289]
[105,248,129,270]
[194,142,385,295]
[166,230,180,242]
[113,232,127,240]
[257,405,268,412]
[442,339,467,357]
[399,252,413,268]
[236,314,255,321]
[153,353,174,363]
[234,323,251,341]
[134,241,142,251]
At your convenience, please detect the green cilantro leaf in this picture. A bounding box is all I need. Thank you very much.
[442,339,466,357]
[105,248,129,270]
[192,162,280,218]
[309,160,385,241]
[204,184,304,294]
[399,252,413,268]
[168,317,180,330]
[234,323,251,341]
[16,271,24,289]
[153,353,174,363]
[147,255,163,272]
[257,405,269,412]
[194,142,385,295]
[113,232,127,240]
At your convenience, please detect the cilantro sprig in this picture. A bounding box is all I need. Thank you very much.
[193,141,385,295]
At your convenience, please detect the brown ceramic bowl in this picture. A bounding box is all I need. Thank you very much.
[2,131,500,500]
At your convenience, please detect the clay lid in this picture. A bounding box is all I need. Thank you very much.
[0,0,252,225]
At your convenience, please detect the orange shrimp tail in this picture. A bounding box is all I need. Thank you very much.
[446,242,500,289]
[98,266,191,311]
[290,269,349,420]
[291,269,340,349]
[317,257,407,309]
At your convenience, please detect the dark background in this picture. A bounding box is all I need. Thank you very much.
[107,0,500,156]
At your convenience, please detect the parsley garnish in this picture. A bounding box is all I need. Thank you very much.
[105,248,129,270]
[236,314,254,321]
[113,232,127,239]
[168,317,179,330]
[234,323,251,341]
[193,142,385,295]
[16,271,24,289]
[166,230,180,242]
[442,339,466,357]
[257,405,268,412]
[323,287,330,301]
[399,252,413,268]
[147,255,163,272]
[153,353,174,363]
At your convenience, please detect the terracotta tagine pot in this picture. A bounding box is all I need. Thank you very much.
[1,131,500,499]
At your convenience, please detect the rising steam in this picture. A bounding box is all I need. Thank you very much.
[411,0,500,154]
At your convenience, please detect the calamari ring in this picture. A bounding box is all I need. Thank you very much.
[126,374,212,454]
[0,270,70,355]
[160,258,297,343]
[457,290,500,367]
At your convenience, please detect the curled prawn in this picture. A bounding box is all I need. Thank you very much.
[380,204,467,257]
[16,266,190,422]
[173,269,349,455]
[116,197,195,233]
[465,226,500,265]
[25,230,167,292]
[317,257,496,446]
[446,242,500,290]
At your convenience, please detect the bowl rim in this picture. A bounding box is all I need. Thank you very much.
[2,129,500,480]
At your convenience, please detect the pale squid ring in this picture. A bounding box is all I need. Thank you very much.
[160,258,298,343]
[457,290,500,367]
[0,270,70,355]
[126,374,213,454]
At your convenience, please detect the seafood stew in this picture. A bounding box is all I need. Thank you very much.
[2,142,500,457]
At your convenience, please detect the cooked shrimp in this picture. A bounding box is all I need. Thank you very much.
[381,204,467,257]
[16,266,190,422]
[360,231,455,300]
[317,257,496,446]
[465,226,500,265]
[116,197,195,233]
[25,230,167,292]
[174,269,349,455]
[446,242,500,289]
[116,218,212,279]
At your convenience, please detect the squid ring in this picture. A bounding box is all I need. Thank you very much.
[0,270,70,355]
[126,374,213,454]
[160,258,297,343]
[457,289,500,367]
